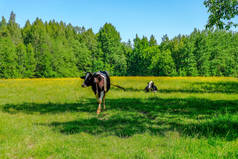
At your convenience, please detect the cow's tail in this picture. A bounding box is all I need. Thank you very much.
[111,83,126,91]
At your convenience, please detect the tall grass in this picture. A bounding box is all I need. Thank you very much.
[0,77,238,159]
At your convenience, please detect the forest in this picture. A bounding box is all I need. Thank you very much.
[0,11,238,78]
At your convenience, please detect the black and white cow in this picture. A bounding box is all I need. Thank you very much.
[145,81,158,92]
[81,71,110,114]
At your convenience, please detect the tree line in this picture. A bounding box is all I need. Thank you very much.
[0,12,238,78]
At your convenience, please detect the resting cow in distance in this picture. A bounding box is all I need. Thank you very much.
[81,71,110,114]
[145,81,158,92]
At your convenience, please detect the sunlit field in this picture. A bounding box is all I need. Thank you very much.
[0,77,238,159]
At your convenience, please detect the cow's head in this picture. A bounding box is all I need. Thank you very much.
[147,81,154,89]
[80,72,94,87]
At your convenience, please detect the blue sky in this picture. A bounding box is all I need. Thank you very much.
[0,0,209,42]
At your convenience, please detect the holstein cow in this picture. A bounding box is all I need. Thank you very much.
[81,71,110,114]
[145,81,158,92]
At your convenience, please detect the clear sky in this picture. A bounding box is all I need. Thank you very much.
[0,0,209,42]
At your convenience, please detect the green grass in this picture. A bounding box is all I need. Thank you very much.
[0,77,238,159]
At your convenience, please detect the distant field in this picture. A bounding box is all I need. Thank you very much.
[0,77,238,159]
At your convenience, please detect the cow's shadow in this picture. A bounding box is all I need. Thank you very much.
[2,97,238,140]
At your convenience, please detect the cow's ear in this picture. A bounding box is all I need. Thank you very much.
[80,76,85,79]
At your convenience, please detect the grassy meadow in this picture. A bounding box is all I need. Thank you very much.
[0,77,238,159]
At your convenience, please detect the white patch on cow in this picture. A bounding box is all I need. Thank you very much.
[85,73,90,81]
[148,81,153,89]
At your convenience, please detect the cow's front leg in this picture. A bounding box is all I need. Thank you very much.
[97,91,104,115]
[95,94,99,103]
[103,93,106,110]
[97,99,102,115]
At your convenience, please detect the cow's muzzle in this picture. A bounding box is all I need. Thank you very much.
[81,83,87,87]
